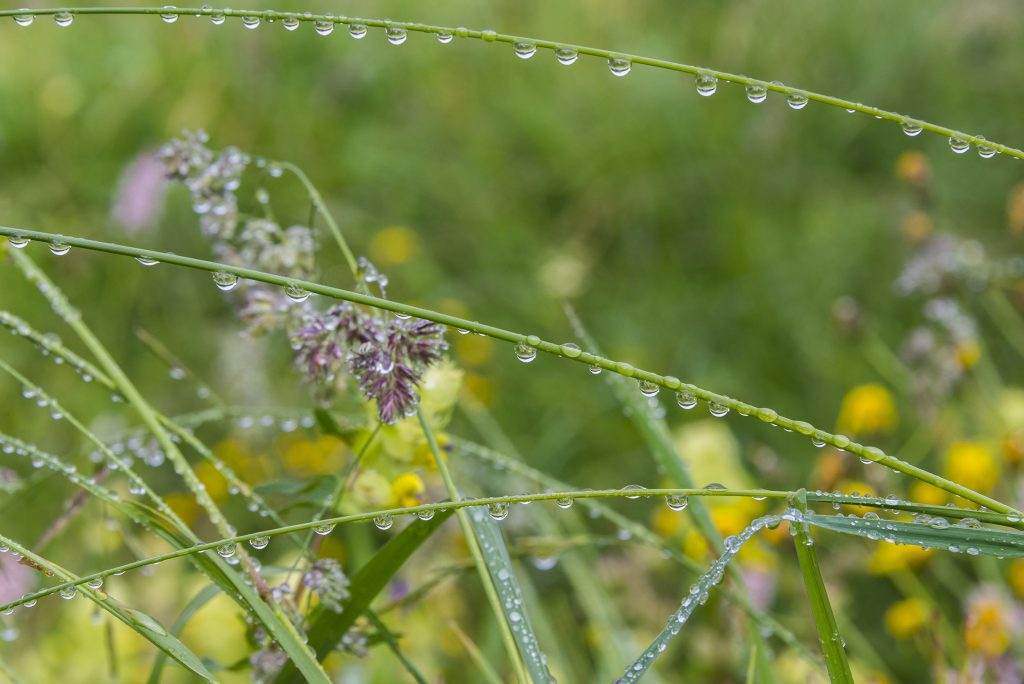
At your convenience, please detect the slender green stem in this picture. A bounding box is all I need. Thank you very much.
[417,409,530,684]
[3,226,1018,518]
[1,7,1020,159]
[2,485,1020,613]
[982,289,1024,360]
[276,161,358,275]
[790,492,854,684]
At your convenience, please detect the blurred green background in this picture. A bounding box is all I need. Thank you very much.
[1,1,1023,682]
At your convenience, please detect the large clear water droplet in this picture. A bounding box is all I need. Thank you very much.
[48,241,70,256]
[314,20,333,35]
[901,119,923,136]
[555,48,578,65]
[349,23,367,38]
[513,42,537,59]
[216,543,236,558]
[745,84,767,103]
[676,390,698,409]
[284,283,310,302]
[488,502,510,520]
[638,379,660,397]
[416,509,434,521]
[160,6,178,23]
[282,16,299,30]
[241,16,261,29]
[385,26,407,45]
[373,514,394,530]
[436,31,453,44]
[949,136,970,154]
[59,586,78,600]
[210,11,225,24]
[54,12,73,27]
[314,522,335,536]
[85,578,103,590]
[666,494,689,511]
[7,236,30,249]
[622,484,647,499]
[249,536,270,550]
[514,342,537,363]
[695,73,718,96]
[555,496,574,509]
[608,57,632,77]
[975,136,996,159]
[14,12,34,27]
[212,271,238,291]
[136,255,159,266]
[786,92,809,110]
[708,402,730,417]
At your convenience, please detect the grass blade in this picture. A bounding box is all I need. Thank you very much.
[805,511,1024,558]
[146,585,223,684]
[791,495,854,684]
[273,507,454,683]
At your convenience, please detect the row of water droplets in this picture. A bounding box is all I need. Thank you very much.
[616,509,798,683]
[7,8,1009,158]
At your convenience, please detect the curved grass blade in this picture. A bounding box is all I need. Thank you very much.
[791,496,854,683]
[273,508,453,684]
[805,512,1024,558]
[146,585,222,684]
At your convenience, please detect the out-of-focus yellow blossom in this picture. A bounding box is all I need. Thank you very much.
[775,648,829,684]
[811,449,847,491]
[943,442,999,495]
[392,472,426,507]
[884,598,929,639]
[683,529,709,560]
[463,372,495,405]
[165,493,201,526]
[965,589,1013,658]
[195,461,228,500]
[868,542,934,575]
[352,469,393,508]
[901,210,933,244]
[215,438,270,483]
[651,505,682,538]
[835,479,877,515]
[955,342,981,370]
[836,384,897,436]
[895,150,930,187]
[455,334,494,367]
[379,360,463,463]
[908,480,947,506]
[671,419,751,493]
[283,435,347,478]
[412,430,451,468]
[369,225,419,265]
[1004,431,1024,466]
[319,535,347,562]
[998,389,1024,464]
[537,249,589,300]
[1008,559,1024,599]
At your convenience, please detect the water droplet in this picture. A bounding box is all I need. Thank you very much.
[949,136,970,154]
[756,408,778,422]
[745,84,767,103]
[555,47,578,65]
[241,16,261,29]
[555,496,574,509]
[160,6,178,22]
[49,241,70,256]
[416,509,434,521]
[59,586,77,600]
[314,522,335,536]
[209,11,225,25]
[7,236,29,249]
[249,536,269,550]
[54,12,73,27]
[622,484,646,499]
[284,283,310,302]
[14,12,34,27]
[608,57,632,77]
[695,73,718,96]
[23,599,36,608]
[135,255,159,266]
[786,92,809,110]
[349,23,367,38]
[975,136,997,159]
[282,16,299,30]
[385,26,407,45]
[487,502,510,521]
[314,20,333,35]
[930,517,950,530]
[676,390,698,409]
[589,364,602,375]
[513,42,536,59]
[703,482,726,491]
[436,31,453,44]
[212,271,238,291]
[481,29,497,41]
[514,341,537,363]
[638,379,660,397]
[901,119,923,136]
[85,577,103,590]
[965,547,980,556]
[373,514,394,530]
[216,543,236,558]
[666,494,688,511]
[811,437,826,448]
[560,342,582,358]
[884,494,900,506]
[708,402,730,417]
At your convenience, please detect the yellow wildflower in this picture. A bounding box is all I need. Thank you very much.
[908,480,947,507]
[195,461,228,500]
[369,226,419,265]
[682,529,709,561]
[283,435,347,478]
[868,543,934,575]
[352,469,393,508]
[392,472,426,507]
[943,442,999,495]
[463,373,496,405]
[1008,559,1024,599]
[165,493,201,526]
[884,598,928,639]
[901,210,932,244]
[836,384,897,436]
[894,150,930,187]
[955,342,981,370]
[455,334,494,367]
[651,505,681,538]
[965,589,1012,658]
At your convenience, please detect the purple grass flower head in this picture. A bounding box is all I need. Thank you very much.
[302,559,350,612]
